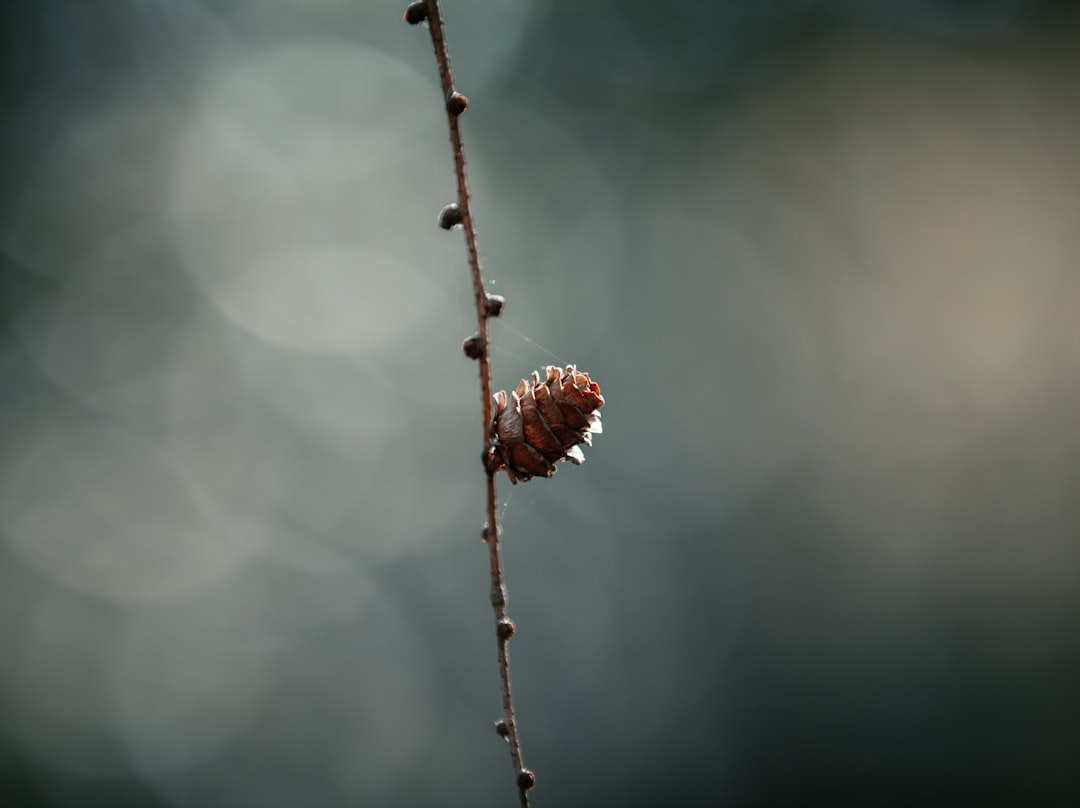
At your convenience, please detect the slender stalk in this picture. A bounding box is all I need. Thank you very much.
[407,2,532,804]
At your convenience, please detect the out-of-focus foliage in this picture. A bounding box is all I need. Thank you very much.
[2,1,1078,805]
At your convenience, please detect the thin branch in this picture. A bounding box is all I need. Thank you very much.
[405,2,533,805]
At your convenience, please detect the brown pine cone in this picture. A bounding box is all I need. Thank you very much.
[485,366,604,484]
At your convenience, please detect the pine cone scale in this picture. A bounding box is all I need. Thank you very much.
[520,396,564,461]
[531,384,567,432]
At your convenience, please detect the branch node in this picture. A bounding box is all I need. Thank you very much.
[485,293,505,318]
[517,769,537,792]
[447,91,469,116]
[497,618,516,640]
[484,445,504,476]
[438,203,464,230]
[403,2,428,25]
[462,335,485,360]
[494,719,510,740]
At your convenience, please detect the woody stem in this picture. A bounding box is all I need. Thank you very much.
[415,1,531,804]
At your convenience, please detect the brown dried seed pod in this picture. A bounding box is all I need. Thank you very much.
[485,366,603,484]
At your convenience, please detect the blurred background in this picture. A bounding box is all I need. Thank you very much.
[2,0,1079,805]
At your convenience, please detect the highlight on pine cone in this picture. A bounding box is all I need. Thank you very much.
[485,366,603,484]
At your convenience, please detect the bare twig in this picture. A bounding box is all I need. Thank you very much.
[404,2,534,804]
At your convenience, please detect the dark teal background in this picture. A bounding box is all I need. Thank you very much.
[2,1,1079,805]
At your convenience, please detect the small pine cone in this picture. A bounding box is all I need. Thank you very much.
[486,366,604,484]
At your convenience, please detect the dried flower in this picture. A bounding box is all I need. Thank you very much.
[485,366,604,483]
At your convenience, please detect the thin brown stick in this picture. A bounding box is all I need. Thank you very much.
[406,2,533,804]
